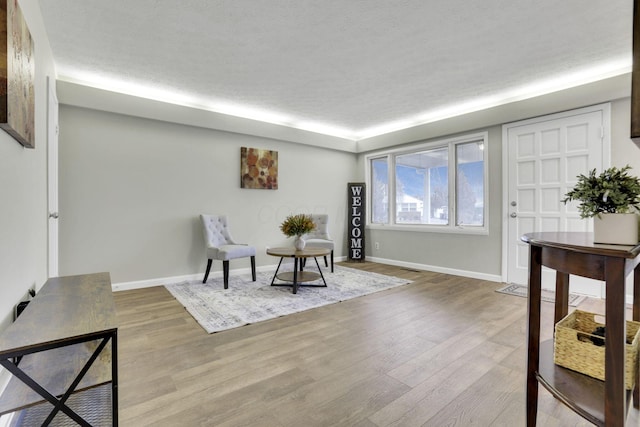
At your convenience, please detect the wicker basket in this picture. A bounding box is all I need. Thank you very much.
[554,310,640,389]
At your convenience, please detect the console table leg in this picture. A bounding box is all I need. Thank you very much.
[604,257,626,426]
[526,245,542,426]
[554,272,569,325]
[112,330,118,427]
[634,264,640,408]
[0,359,91,426]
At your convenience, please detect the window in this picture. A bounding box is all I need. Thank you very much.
[455,141,485,226]
[366,132,488,233]
[371,157,389,223]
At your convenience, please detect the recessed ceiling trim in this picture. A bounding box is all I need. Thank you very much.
[56,79,359,153]
[357,72,631,153]
[57,71,360,141]
[40,0,633,144]
[57,69,631,156]
[59,59,631,146]
[355,60,632,140]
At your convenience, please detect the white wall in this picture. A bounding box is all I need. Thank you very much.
[361,126,503,281]
[358,96,639,281]
[58,104,358,284]
[612,97,640,170]
[57,82,640,287]
[0,0,56,331]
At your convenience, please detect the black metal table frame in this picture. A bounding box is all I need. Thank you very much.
[270,255,327,294]
[0,330,118,427]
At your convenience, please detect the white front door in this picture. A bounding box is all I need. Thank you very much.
[504,104,610,296]
[47,77,59,277]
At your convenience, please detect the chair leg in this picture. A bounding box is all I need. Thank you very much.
[323,255,328,267]
[331,250,334,272]
[223,260,230,289]
[203,259,212,283]
[251,256,256,282]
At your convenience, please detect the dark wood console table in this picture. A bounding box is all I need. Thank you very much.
[522,232,640,426]
[0,272,118,426]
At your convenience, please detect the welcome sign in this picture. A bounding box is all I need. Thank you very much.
[348,183,365,261]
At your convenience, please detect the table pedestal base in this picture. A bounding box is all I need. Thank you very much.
[270,256,327,294]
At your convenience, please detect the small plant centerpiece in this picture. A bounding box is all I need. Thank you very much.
[280,214,316,250]
[561,165,640,245]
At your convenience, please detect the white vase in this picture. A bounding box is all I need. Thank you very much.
[593,213,639,245]
[294,236,306,250]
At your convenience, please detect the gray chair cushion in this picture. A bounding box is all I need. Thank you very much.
[305,238,334,250]
[304,214,334,250]
[208,244,257,261]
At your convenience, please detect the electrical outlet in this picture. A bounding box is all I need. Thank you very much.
[375,242,380,250]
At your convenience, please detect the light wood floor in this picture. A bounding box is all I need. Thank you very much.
[113,262,640,426]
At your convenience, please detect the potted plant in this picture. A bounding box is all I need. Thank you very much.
[280,214,316,250]
[561,165,640,245]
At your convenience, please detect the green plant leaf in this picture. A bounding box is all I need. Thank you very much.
[561,165,640,218]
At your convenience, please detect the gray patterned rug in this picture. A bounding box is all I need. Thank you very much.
[166,265,412,333]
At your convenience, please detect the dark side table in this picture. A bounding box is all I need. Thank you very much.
[522,232,640,426]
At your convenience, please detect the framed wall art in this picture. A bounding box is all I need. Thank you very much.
[0,0,35,148]
[240,147,278,189]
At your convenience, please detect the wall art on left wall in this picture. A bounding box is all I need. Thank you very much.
[240,147,278,189]
[0,0,35,148]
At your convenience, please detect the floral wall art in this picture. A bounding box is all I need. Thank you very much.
[240,147,278,189]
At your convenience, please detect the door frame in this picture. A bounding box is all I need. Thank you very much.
[47,76,59,278]
[500,103,611,288]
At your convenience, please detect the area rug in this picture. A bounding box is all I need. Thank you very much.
[165,265,412,333]
[496,283,586,307]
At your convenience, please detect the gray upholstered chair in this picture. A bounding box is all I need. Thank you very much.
[200,214,256,288]
[304,214,335,272]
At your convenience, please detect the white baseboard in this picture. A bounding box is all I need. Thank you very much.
[112,262,304,292]
[364,256,503,283]
[112,273,202,292]
[360,257,637,305]
[112,255,497,292]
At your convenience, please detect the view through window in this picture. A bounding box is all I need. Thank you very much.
[368,133,487,231]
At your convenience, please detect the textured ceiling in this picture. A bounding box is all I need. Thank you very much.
[38,0,633,140]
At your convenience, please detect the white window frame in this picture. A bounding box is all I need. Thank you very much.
[364,131,489,235]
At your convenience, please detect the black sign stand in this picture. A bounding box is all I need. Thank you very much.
[348,182,365,262]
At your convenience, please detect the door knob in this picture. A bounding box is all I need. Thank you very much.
[510,212,517,218]
[49,212,59,219]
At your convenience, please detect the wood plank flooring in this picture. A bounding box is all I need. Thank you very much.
[113,262,640,426]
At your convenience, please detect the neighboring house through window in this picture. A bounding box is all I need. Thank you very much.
[365,131,488,234]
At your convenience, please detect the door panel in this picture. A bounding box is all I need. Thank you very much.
[505,105,609,296]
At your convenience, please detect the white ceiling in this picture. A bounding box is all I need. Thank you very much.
[38,0,633,141]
